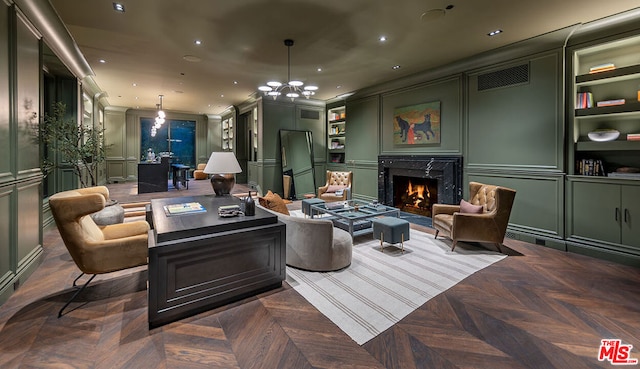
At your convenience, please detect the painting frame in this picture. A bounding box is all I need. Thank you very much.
[393,101,441,145]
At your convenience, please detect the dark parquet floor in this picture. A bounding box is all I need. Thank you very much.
[1,179,639,368]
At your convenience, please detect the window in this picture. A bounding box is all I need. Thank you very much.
[140,118,196,168]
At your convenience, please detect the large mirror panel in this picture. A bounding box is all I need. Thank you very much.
[279,130,315,200]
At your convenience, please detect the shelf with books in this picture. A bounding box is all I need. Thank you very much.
[569,33,640,179]
[327,106,346,163]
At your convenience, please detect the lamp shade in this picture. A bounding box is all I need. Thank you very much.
[203,152,242,196]
[203,152,242,174]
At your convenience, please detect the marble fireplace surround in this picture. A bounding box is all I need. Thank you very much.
[378,155,463,208]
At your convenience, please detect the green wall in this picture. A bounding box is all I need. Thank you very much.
[0,4,44,304]
[344,42,567,246]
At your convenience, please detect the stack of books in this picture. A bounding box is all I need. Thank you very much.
[576,92,594,108]
[627,133,640,141]
[589,63,616,74]
[576,159,605,176]
[596,98,625,107]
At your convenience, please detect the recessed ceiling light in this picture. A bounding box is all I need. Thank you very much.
[99,59,106,63]
[183,55,201,62]
[132,83,137,87]
[336,85,342,89]
[488,29,503,36]
[392,65,401,70]
[221,94,224,98]
[112,3,125,13]
[317,67,322,72]
[194,40,202,45]
[379,36,387,42]
[233,81,238,85]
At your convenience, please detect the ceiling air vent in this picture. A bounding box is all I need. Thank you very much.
[300,109,320,120]
[477,63,529,91]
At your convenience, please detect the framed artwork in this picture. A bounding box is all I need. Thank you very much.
[393,101,441,144]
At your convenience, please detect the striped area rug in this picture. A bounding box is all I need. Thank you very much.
[286,229,506,345]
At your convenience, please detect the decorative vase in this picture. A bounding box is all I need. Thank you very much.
[244,191,255,216]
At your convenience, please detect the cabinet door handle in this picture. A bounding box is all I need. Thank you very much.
[615,207,620,221]
[625,208,630,223]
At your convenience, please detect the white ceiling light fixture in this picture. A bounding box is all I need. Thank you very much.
[112,2,125,13]
[258,39,318,101]
[151,95,166,137]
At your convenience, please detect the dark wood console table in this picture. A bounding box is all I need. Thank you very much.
[147,195,285,328]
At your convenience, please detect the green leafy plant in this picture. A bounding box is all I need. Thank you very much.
[40,102,107,188]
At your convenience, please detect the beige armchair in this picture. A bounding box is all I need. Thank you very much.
[49,186,150,317]
[432,182,516,252]
[193,163,208,180]
[318,170,352,202]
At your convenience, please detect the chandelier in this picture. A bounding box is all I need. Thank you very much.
[150,95,165,137]
[258,39,318,101]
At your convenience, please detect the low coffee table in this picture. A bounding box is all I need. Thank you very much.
[310,200,400,238]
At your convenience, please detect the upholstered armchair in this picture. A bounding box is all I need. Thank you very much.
[193,163,208,180]
[49,186,150,317]
[318,170,352,202]
[432,182,516,252]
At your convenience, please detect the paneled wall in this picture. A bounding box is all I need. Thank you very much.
[242,97,325,195]
[104,108,210,183]
[0,4,44,304]
[343,36,567,247]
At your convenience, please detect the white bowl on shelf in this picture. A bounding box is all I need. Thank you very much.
[587,129,620,142]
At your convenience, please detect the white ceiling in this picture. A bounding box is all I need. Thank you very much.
[47,0,640,115]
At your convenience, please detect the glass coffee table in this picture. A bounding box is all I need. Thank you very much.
[310,200,400,238]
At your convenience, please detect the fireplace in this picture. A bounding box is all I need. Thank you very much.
[393,176,438,217]
[378,155,462,216]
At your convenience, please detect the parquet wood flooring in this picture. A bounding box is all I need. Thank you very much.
[1,181,639,368]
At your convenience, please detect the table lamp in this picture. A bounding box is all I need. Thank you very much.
[203,152,242,195]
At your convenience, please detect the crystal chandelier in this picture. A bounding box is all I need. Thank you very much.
[258,39,318,101]
[150,95,165,137]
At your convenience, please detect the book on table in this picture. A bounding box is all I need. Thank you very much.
[163,202,206,216]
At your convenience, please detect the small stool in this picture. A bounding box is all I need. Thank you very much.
[372,217,410,253]
[302,198,325,217]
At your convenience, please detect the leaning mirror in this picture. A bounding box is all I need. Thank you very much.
[279,129,315,200]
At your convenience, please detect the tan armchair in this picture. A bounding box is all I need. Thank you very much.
[193,163,208,180]
[318,170,352,202]
[432,182,516,252]
[49,186,150,317]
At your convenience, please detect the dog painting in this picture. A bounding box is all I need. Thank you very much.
[393,101,441,144]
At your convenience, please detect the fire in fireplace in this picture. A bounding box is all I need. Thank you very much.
[393,176,438,217]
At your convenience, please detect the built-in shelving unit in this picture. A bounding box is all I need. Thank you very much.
[566,32,640,261]
[327,106,346,164]
[222,117,234,151]
[570,34,640,177]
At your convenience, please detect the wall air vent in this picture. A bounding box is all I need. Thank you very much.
[477,63,529,91]
[300,109,320,120]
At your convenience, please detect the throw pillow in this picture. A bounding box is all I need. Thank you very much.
[460,199,483,214]
[259,190,290,215]
[326,185,346,193]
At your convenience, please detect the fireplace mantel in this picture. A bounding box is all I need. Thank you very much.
[378,155,462,207]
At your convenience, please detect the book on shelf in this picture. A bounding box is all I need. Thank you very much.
[576,92,594,109]
[608,172,640,179]
[596,98,625,107]
[576,159,605,176]
[627,133,640,141]
[589,63,616,73]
